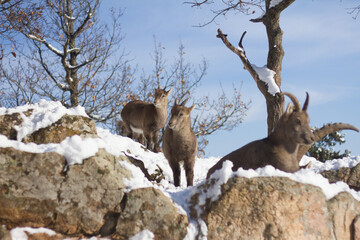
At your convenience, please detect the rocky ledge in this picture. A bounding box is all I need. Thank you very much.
[0,102,359,240]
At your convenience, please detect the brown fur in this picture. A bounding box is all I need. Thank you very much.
[207,92,315,179]
[163,100,197,187]
[121,88,172,152]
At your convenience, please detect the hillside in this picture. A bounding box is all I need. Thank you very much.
[1,100,360,240]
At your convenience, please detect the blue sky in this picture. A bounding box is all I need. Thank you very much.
[104,0,360,157]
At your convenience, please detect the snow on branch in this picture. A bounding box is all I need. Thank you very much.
[251,64,280,96]
[27,34,64,57]
[269,0,284,8]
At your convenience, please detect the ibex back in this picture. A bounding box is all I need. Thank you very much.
[207,92,315,179]
[121,88,172,152]
[163,99,197,187]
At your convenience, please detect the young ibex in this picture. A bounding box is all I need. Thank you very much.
[207,92,315,179]
[121,87,172,152]
[163,99,197,187]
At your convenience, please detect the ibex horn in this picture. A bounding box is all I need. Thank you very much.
[282,92,301,111]
[180,98,189,106]
[302,92,309,111]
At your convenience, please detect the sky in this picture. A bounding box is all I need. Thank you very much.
[102,0,360,157]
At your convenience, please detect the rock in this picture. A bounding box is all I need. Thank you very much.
[55,149,131,235]
[352,215,360,240]
[327,192,360,239]
[0,109,33,140]
[192,176,333,240]
[0,147,132,236]
[114,187,188,240]
[0,147,65,229]
[23,114,98,144]
[0,225,12,240]
[321,163,360,191]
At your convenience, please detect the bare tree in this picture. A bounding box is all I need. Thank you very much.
[186,0,359,158]
[187,0,292,134]
[0,56,38,107]
[130,40,248,155]
[348,4,360,19]
[1,0,134,129]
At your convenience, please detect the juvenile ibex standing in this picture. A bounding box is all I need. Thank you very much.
[121,87,172,152]
[207,92,315,179]
[163,99,197,187]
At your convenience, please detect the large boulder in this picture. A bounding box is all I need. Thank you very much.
[191,176,332,240]
[321,163,360,191]
[0,109,33,140]
[54,149,131,235]
[191,176,360,240]
[113,187,188,240]
[22,114,98,144]
[0,147,132,236]
[0,147,65,228]
[327,192,360,239]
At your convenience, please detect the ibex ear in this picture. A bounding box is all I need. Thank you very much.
[166,88,173,95]
[188,104,196,113]
[285,103,294,116]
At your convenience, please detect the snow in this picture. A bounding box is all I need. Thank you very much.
[1,100,360,240]
[10,227,56,240]
[251,64,280,96]
[0,99,87,141]
[129,229,154,240]
[27,35,64,56]
[270,0,284,8]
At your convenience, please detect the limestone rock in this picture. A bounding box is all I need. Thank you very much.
[0,225,12,240]
[353,215,360,240]
[0,147,132,236]
[114,187,188,240]
[321,162,360,191]
[55,149,131,235]
[0,147,65,229]
[327,192,360,239]
[23,114,98,144]
[192,176,332,240]
[0,109,33,140]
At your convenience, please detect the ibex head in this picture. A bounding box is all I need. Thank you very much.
[168,99,195,131]
[280,92,315,145]
[154,88,172,107]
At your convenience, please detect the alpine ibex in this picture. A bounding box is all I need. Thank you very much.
[207,92,315,179]
[121,87,172,152]
[163,99,197,187]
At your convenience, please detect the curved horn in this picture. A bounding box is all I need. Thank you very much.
[281,92,301,111]
[180,98,189,106]
[302,92,309,111]
[174,98,179,106]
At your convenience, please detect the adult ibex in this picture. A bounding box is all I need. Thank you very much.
[121,87,172,152]
[163,99,197,187]
[207,92,315,179]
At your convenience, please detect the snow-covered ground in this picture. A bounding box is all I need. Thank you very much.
[1,101,359,240]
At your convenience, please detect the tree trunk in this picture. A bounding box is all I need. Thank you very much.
[66,0,79,107]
